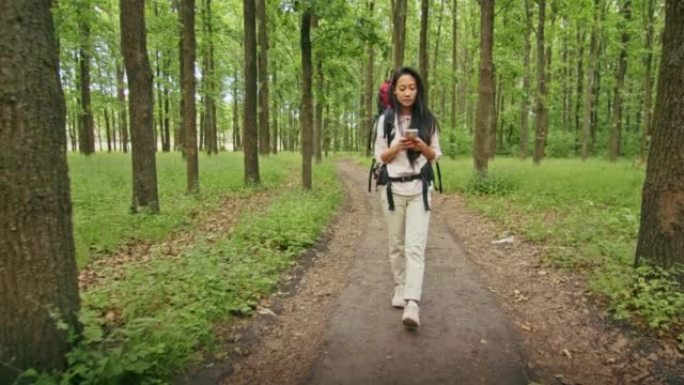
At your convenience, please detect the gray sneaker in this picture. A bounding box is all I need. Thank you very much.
[402,300,420,329]
[391,286,406,308]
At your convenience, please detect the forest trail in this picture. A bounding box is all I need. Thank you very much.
[303,159,528,384]
[177,158,681,385]
[205,158,528,385]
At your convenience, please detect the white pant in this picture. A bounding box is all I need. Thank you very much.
[381,187,432,302]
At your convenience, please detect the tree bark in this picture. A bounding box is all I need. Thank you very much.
[257,0,270,155]
[0,1,80,380]
[181,0,198,193]
[533,0,548,165]
[608,0,631,162]
[243,0,260,184]
[301,8,314,190]
[121,0,160,213]
[391,0,408,69]
[473,0,494,174]
[635,0,684,278]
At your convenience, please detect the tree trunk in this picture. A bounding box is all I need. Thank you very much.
[489,67,498,159]
[121,0,160,213]
[0,3,80,380]
[640,0,655,163]
[155,45,165,153]
[432,0,445,79]
[232,69,241,151]
[608,0,631,162]
[272,69,279,154]
[202,0,217,154]
[419,0,430,102]
[582,0,601,159]
[243,0,260,184]
[257,0,270,155]
[104,108,112,152]
[450,0,457,134]
[78,19,95,154]
[474,0,494,174]
[561,16,570,132]
[315,55,324,163]
[365,0,375,156]
[533,0,548,165]
[635,0,684,278]
[181,0,198,193]
[162,57,171,152]
[520,0,531,159]
[392,0,408,68]
[301,8,314,190]
[117,64,129,153]
[574,27,585,155]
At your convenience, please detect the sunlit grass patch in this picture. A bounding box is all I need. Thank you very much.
[69,152,296,266]
[428,157,680,332]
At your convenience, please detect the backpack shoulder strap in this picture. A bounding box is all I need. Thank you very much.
[383,108,395,146]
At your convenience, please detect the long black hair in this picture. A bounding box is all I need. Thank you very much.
[388,66,438,165]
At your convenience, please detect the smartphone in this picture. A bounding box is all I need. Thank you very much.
[405,128,418,139]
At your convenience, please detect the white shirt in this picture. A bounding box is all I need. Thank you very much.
[374,113,442,196]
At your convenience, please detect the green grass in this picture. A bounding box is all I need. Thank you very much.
[69,152,291,266]
[22,154,342,384]
[357,154,681,334]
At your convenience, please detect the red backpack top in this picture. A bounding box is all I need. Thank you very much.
[377,80,392,115]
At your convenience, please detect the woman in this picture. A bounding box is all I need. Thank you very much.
[374,67,442,329]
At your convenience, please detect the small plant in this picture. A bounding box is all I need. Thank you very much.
[465,171,516,196]
[611,265,684,331]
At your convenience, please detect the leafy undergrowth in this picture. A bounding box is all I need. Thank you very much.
[357,155,683,340]
[18,157,342,385]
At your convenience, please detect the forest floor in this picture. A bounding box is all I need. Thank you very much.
[83,158,684,385]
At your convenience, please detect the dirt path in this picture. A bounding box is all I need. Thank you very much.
[210,159,527,385]
[179,158,682,385]
[304,161,528,385]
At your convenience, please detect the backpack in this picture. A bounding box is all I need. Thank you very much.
[377,79,392,115]
[367,109,443,211]
[366,79,393,153]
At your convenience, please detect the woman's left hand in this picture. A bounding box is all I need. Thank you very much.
[408,137,435,160]
[406,137,426,151]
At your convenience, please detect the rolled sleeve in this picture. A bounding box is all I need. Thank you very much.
[430,128,442,163]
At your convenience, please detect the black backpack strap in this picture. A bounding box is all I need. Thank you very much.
[383,108,395,146]
[381,109,397,211]
[368,158,376,193]
[422,177,430,211]
[386,181,395,211]
[436,161,443,193]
